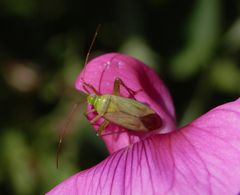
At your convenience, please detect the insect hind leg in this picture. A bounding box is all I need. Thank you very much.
[113,78,141,99]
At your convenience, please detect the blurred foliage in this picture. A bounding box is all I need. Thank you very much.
[0,0,239,194]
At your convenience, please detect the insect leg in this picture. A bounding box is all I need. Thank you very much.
[83,81,101,95]
[84,108,95,116]
[96,120,110,136]
[83,85,91,94]
[113,78,120,96]
[90,114,102,124]
[113,78,141,99]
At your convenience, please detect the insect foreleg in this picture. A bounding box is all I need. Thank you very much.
[83,81,101,95]
[83,85,91,94]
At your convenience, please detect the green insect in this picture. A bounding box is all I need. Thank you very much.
[82,78,163,135]
[57,78,162,167]
[56,24,162,167]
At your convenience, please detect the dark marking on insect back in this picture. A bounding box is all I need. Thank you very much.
[140,113,162,131]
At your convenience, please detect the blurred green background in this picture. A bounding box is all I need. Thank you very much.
[0,0,239,194]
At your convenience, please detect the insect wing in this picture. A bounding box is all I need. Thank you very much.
[110,96,155,117]
[103,112,148,131]
[105,96,163,131]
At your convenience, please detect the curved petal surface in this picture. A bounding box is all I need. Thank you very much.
[75,53,176,153]
[47,98,240,195]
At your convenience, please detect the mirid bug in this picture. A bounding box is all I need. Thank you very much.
[82,78,163,135]
[56,24,162,167]
[56,77,162,167]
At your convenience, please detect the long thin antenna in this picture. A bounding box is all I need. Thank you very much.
[84,24,101,66]
[56,102,82,168]
[56,25,101,168]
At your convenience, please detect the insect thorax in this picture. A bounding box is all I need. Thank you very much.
[87,95,111,115]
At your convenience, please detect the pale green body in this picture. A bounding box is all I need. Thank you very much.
[87,94,162,132]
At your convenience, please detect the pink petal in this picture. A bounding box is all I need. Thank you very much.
[47,98,240,195]
[75,53,176,153]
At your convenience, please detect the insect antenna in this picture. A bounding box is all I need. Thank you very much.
[84,24,101,66]
[56,25,101,168]
[82,24,101,81]
[56,100,86,168]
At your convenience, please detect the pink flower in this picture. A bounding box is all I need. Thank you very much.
[47,53,240,195]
